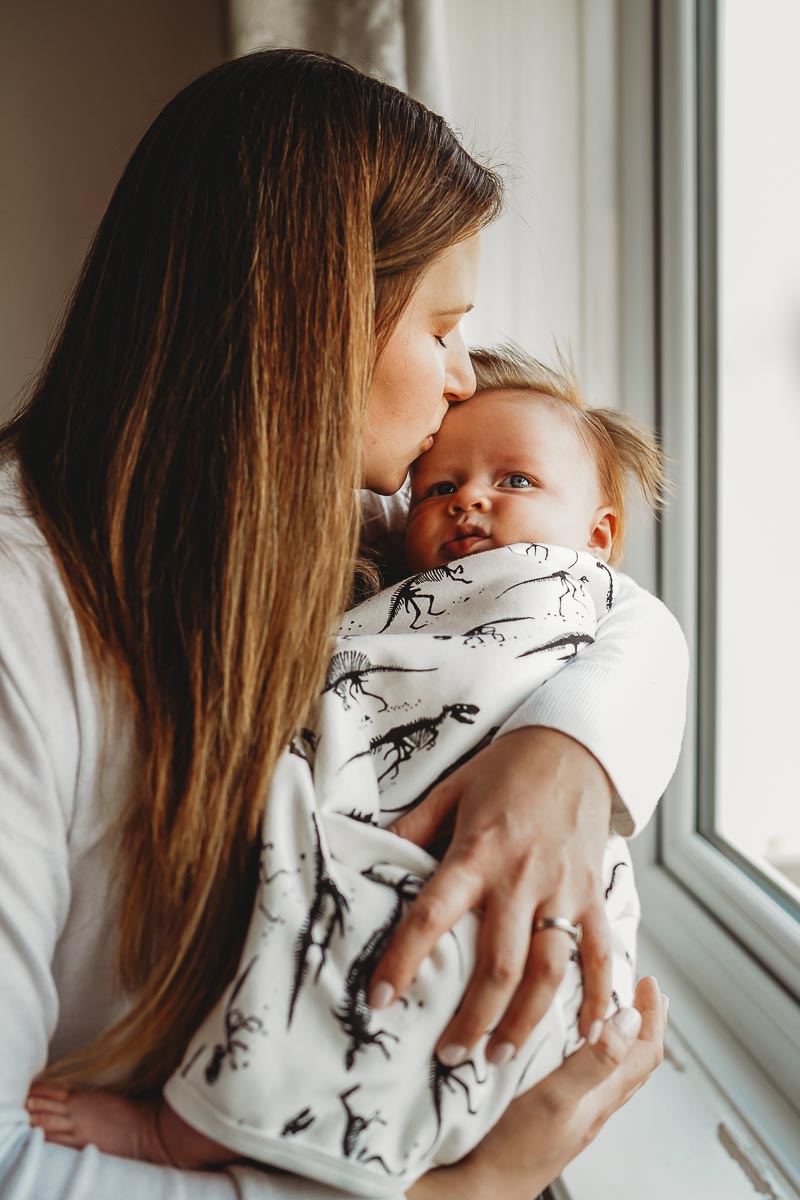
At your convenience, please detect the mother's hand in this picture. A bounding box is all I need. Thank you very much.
[369,726,615,1063]
[408,978,667,1200]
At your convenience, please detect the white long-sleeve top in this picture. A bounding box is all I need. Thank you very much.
[0,461,687,1198]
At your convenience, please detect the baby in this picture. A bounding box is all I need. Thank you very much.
[404,342,663,574]
[29,345,664,1196]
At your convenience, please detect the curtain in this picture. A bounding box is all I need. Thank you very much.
[227,0,450,113]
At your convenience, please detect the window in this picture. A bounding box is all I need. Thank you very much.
[636,0,800,1136]
[709,0,800,912]
[441,3,800,1191]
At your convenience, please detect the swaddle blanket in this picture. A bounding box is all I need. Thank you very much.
[164,544,640,1196]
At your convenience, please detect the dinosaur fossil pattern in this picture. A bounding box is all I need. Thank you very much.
[605,860,628,899]
[380,727,500,816]
[497,558,591,618]
[460,614,540,646]
[202,955,263,1085]
[512,542,551,559]
[287,815,350,1027]
[339,1085,398,1175]
[281,1107,316,1137]
[256,838,293,926]
[595,559,615,610]
[344,703,480,783]
[345,807,379,825]
[379,564,471,632]
[333,867,424,1070]
[515,631,595,660]
[323,650,436,711]
[426,1054,486,1152]
[559,969,584,1063]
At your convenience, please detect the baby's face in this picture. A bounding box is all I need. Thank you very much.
[405,389,611,572]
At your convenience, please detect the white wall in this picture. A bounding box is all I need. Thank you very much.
[1,1,623,418]
[0,1,228,422]
[442,1,661,583]
[443,0,621,413]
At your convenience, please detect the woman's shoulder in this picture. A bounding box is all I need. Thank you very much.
[0,453,61,583]
[0,456,85,672]
[0,453,136,844]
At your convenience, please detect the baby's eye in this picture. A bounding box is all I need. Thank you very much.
[426,481,457,497]
[498,473,534,489]
[434,335,448,348]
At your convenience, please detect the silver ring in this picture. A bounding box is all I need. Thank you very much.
[532,916,583,946]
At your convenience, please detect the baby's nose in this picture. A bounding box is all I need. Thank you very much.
[448,488,491,514]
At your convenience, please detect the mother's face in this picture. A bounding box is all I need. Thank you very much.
[361,236,481,494]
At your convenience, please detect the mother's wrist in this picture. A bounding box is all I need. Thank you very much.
[408,1155,538,1200]
[407,1159,493,1200]
[506,725,614,815]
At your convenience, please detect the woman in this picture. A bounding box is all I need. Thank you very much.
[0,48,680,1197]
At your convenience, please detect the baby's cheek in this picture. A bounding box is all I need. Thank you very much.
[404,510,437,573]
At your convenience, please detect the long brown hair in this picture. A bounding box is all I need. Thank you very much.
[0,49,501,1092]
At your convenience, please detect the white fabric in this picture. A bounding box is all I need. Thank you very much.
[359,486,689,835]
[165,546,639,1196]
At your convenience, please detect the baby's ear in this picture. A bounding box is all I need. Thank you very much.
[588,507,616,562]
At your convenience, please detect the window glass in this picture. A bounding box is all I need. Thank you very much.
[712,0,800,906]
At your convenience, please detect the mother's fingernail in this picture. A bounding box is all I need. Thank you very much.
[613,1007,642,1039]
[438,1043,468,1067]
[487,1042,515,1067]
[368,981,396,1010]
[587,1020,603,1046]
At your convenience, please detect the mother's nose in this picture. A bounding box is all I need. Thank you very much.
[444,328,477,403]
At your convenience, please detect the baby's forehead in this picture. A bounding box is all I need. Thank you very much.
[443,387,583,450]
[409,387,598,485]
[470,385,570,418]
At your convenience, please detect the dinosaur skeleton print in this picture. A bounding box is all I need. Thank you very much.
[164,545,640,1198]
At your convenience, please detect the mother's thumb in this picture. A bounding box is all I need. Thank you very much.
[588,1007,642,1071]
[556,1006,642,1094]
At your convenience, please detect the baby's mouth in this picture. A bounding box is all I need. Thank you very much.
[440,524,491,560]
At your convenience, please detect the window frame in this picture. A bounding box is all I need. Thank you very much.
[629,0,800,1131]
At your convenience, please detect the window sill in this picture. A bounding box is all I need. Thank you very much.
[550,927,800,1200]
